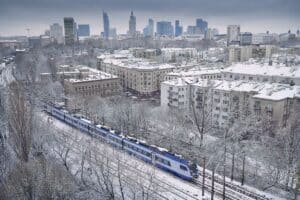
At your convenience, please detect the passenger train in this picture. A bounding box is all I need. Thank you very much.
[43,103,199,181]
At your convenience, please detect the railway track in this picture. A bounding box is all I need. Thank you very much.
[43,112,275,200]
[197,172,272,200]
[46,117,203,200]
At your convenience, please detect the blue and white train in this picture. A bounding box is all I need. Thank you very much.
[43,103,199,181]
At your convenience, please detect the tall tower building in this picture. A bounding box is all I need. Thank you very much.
[196,18,208,33]
[64,17,76,45]
[50,23,64,44]
[227,25,241,45]
[103,12,110,39]
[156,21,174,37]
[148,18,154,37]
[77,24,90,37]
[175,20,183,37]
[129,11,136,37]
[143,18,154,37]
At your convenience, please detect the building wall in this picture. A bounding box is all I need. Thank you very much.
[64,78,121,97]
[162,78,300,129]
[161,81,190,110]
[98,60,173,96]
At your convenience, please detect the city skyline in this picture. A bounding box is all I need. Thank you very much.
[0,0,299,36]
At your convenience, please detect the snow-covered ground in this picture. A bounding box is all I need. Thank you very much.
[41,113,214,200]
[41,111,286,200]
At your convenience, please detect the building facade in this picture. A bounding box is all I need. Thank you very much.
[196,18,208,33]
[161,77,300,129]
[175,20,183,37]
[98,52,174,96]
[77,24,90,37]
[64,17,76,45]
[128,11,137,37]
[227,25,240,45]
[156,21,174,37]
[103,12,110,39]
[50,23,64,44]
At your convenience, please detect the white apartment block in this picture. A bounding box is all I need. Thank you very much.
[252,33,276,45]
[161,78,194,109]
[227,25,240,44]
[228,45,253,63]
[161,77,300,129]
[164,68,222,81]
[98,51,174,96]
[161,48,198,62]
[40,65,121,98]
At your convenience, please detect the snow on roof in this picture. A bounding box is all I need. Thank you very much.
[214,80,300,101]
[223,63,300,78]
[253,84,300,101]
[167,69,221,77]
[57,65,118,83]
[99,53,175,70]
[163,77,196,87]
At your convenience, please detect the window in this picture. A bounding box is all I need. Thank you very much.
[214,114,219,118]
[180,165,188,171]
[222,116,228,120]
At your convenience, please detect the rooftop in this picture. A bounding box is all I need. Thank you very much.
[223,63,300,78]
[98,51,175,70]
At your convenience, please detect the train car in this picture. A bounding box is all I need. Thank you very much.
[152,149,198,181]
[64,113,78,127]
[123,137,152,164]
[43,103,199,181]
[123,137,198,181]
[106,131,123,148]
[77,118,92,133]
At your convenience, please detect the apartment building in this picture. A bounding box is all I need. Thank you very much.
[161,78,194,109]
[164,68,222,81]
[40,65,121,98]
[98,52,174,96]
[222,62,300,85]
[161,77,300,129]
[161,48,198,62]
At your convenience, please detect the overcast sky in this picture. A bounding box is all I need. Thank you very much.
[0,0,299,36]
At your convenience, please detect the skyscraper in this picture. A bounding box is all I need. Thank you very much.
[196,18,208,33]
[143,18,154,37]
[109,28,117,39]
[50,23,64,44]
[175,20,183,37]
[240,32,253,46]
[148,19,154,37]
[77,24,90,37]
[156,21,174,37]
[128,11,136,37]
[103,12,110,39]
[227,25,241,45]
[64,17,76,45]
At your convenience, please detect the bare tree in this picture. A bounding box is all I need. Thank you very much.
[7,81,33,163]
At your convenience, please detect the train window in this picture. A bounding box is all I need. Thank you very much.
[165,160,171,166]
[145,152,151,157]
[180,165,188,171]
